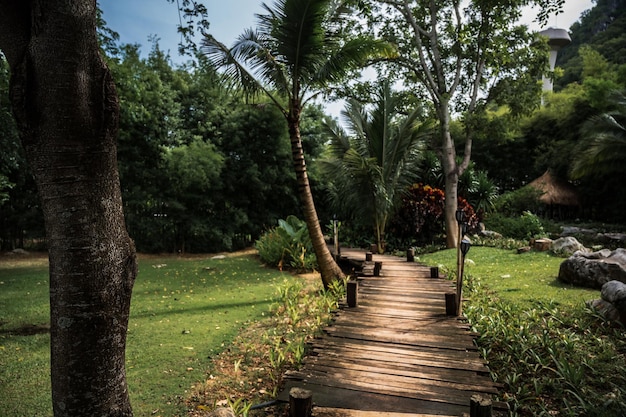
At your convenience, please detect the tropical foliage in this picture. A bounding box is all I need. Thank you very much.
[202,0,395,286]
[321,80,429,252]
[256,215,317,272]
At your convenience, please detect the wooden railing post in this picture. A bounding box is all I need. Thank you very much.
[347,280,358,307]
[365,252,373,262]
[470,394,492,417]
[374,261,382,276]
[445,293,457,316]
[407,248,415,262]
[289,387,312,417]
[430,266,439,278]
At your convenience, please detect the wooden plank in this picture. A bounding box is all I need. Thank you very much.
[284,369,480,407]
[324,326,478,351]
[288,360,498,393]
[279,380,469,416]
[302,354,494,386]
[312,407,456,417]
[309,338,490,372]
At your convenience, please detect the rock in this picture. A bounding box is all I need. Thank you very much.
[561,226,596,237]
[558,248,626,289]
[532,238,553,252]
[207,407,236,417]
[478,230,502,239]
[551,236,587,256]
[597,233,626,245]
[587,299,622,323]
[601,280,626,314]
[587,280,626,325]
[6,248,29,256]
[517,246,531,254]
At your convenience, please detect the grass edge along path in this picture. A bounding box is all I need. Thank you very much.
[0,251,297,417]
[186,272,343,416]
[419,247,626,417]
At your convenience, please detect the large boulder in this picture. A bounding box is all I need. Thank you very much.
[587,280,626,325]
[558,248,626,289]
[551,236,587,256]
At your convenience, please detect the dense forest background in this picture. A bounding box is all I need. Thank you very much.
[1,0,625,253]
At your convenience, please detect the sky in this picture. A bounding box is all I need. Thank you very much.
[99,0,595,118]
[100,0,595,63]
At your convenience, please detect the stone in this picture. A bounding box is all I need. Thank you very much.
[558,248,626,289]
[478,230,502,239]
[587,299,622,323]
[561,226,597,237]
[551,236,587,256]
[532,238,553,252]
[587,280,626,325]
[601,280,626,314]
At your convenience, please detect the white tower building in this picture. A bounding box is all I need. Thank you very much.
[539,27,572,92]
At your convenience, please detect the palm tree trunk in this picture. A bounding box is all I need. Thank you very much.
[287,109,343,288]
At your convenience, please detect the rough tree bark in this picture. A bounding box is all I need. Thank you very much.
[0,1,137,416]
[288,102,344,289]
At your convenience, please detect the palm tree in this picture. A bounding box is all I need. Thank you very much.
[202,0,395,287]
[571,91,626,180]
[321,81,430,253]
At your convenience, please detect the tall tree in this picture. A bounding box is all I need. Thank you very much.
[361,0,554,247]
[202,0,395,287]
[322,80,429,252]
[0,2,136,416]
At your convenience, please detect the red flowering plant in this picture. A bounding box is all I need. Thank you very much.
[389,183,478,247]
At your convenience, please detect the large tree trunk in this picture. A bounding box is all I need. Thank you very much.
[439,106,460,249]
[288,105,343,289]
[0,1,137,416]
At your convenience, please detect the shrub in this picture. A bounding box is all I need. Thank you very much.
[255,215,317,272]
[494,186,543,217]
[389,183,478,248]
[484,211,546,240]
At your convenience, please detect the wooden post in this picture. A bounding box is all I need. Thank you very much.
[430,266,439,278]
[445,293,457,316]
[365,252,373,261]
[347,280,358,307]
[374,261,382,276]
[406,248,415,262]
[289,387,313,417]
[470,394,492,417]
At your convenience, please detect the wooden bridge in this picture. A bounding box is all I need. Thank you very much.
[278,248,505,417]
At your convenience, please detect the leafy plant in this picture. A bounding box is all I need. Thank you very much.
[255,215,317,272]
[484,211,545,240]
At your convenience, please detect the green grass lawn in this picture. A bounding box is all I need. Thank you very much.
[418,246,599,307]
[0,252,289,417]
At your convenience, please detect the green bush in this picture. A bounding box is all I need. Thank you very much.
[255,215,317,272]
[494,186,543,217]
[484,211,546,240]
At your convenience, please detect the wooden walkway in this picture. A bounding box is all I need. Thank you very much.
[278,249,505,417]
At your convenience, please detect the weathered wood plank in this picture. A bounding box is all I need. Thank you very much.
[279,380,469,416]
[287,360,498,394]
[278,248,503,416]
[309,338,490,372]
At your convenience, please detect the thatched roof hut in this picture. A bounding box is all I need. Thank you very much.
[527,170,580,206]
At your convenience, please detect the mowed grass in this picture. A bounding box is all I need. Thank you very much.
[417,246,599,307]
[0,252,288,417]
